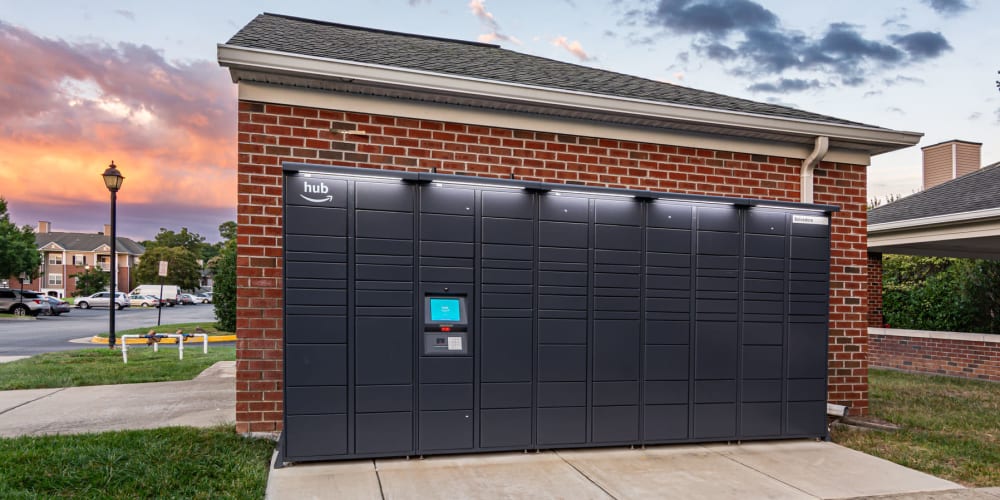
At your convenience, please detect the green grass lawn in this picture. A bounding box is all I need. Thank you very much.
[0,426,273,499]
[0,347,236,391]
[832,369,1000,487]
[93,322,232,338]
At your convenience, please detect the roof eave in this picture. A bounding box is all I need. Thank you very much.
[869,206,1000,234]
[218,44,922,156]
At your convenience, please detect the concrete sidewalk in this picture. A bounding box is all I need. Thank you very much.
[266,440,997,500]
[0,361,235,437]
[0,363,995,500]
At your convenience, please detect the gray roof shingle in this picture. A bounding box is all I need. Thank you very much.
[869,161,1000,225]
[37,232,145,255]
[225,13,877,129]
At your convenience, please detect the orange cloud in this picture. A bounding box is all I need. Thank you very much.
[552,36,593,61]
[0,21,236,221]
[469,0,521,45]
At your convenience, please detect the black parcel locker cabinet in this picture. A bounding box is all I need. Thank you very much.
[281,163,834,463]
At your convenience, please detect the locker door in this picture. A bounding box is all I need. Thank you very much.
[692,206,740,439]
[643,201,693,442]
[283,175,349,460]
[591,199,642,444]
[786,214,830,437]
[479,189,534,449]
[536,193,589,446]
[353,181,416,455]
[740,209,787,438]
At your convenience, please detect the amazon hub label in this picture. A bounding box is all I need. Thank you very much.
[286,175,346,208]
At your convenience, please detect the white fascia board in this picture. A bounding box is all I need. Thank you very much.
[217,44,922,151]
[869,207,1000,233]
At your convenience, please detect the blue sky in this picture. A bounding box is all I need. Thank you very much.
[1,0,997,241]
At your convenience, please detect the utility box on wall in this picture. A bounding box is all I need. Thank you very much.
[281,162,834,463]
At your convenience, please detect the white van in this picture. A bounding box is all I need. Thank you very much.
[130,284,180,306]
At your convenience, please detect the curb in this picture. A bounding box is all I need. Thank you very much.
[89,334,238,345]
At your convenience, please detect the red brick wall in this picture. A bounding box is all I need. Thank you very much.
[867,252,883,328]
[870,331,1000,381]
[235,100,872,432]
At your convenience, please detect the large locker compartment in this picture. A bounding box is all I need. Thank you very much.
[281,163,834,463]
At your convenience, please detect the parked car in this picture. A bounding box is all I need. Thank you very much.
[43,296,72,316]
[177,293,196,305]
[0,288,51,317]
[194,293,212,304]
[76,291,130,310]
[129,294,161,307]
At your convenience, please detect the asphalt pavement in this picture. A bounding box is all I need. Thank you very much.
[0,304,216,356]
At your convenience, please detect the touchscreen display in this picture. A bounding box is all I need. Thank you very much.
[429,297,462,322]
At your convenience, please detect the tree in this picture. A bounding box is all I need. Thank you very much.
[218,221,237,242]
[211,240,236,332]
[134,246,201,290]
[144,227,208,256]
[71,267,109,296]
[0,198,41,280]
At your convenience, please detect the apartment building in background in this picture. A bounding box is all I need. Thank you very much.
[2,221,145,298]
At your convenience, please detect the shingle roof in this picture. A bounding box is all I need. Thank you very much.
[225,13,876,129]
[869,161,1000,225]
[36,232,145,255]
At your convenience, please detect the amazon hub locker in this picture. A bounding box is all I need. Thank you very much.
[281,163,833,462]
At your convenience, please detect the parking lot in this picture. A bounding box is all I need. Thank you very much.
[0,304,217,356]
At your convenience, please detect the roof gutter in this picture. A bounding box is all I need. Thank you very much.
[217,44,922,155]
[801,136,829,204]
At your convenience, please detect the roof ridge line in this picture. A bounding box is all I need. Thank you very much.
[261,12,500,49]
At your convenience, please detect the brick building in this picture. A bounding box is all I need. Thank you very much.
[219,14,921,434]
[3,221,143,298]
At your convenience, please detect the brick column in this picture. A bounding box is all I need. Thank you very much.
[867,252,883,328]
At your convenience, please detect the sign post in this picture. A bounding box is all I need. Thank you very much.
[17,272,27,308]
[157,261,168,326]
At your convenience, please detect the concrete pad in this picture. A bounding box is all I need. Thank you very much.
[376,451,609,499]
[0,355,29,363]
[707,440,962,499]
[845,488,1000,499]
[558,445,813,499]
[266,453,381,500]
[0,387,61,413]
[0,361,234,437]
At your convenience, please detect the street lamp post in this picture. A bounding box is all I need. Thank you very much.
[102,162,124,349]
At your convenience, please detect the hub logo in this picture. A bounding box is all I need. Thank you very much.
[300,180,333,203]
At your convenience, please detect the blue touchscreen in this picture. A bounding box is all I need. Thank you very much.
[429,298,461,322]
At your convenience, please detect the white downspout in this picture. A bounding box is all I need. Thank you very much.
[801,136,830,204]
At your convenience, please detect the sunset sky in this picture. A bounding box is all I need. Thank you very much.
[1,0,997,242]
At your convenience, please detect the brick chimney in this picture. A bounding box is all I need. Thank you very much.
[922,140,982,190]
[38,221,50,233]
[103,224,112,235]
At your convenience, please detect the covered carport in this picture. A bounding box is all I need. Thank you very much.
[867,161,1000,381]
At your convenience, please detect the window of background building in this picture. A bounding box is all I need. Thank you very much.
[48,274,63,286]
[49,254,63,265]
[72,255,86,266]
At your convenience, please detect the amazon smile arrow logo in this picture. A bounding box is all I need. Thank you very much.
[300,194,333,203]
[301,180,333,203]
